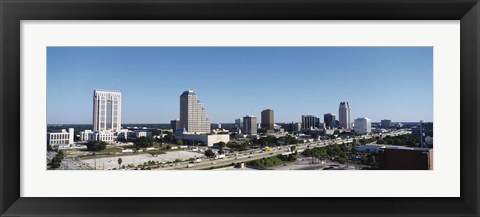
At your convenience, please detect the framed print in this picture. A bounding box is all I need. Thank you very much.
[1,0,479,216]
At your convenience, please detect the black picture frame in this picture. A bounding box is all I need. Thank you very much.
[1,0,479,216]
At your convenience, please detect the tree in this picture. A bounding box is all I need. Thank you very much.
[176,140,184,145]
[86,141,107,151]
[204,149,215,158]
[49,151,64,169]
[118,158,123,169]
[166,145,172,150]
[218,149,225,154]
[163,132,173,142]
[151,129,161,136]
[47,144,53,152]
[257,136,278,147]
[135,136,154,148]
[217,141,226,148]
[337,157,347,164]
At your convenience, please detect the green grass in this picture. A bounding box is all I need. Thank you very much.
[147,150,167,156]
[246,156,284,169]
[152,143,162,148]
[96,146,123,154]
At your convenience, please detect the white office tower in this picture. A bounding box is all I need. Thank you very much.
[354,118,371,134]
[338,101,351,129]
[93,90,122,132]
[180,90,211,134]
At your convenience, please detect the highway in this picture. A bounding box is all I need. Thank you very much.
[158,138,349,170]
[158,129,410,170]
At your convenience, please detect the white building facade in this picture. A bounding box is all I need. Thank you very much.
[179,90,211,134]
[47,128,74,146]
[80,130,93,142]
[176,133,230,147]
[354,117,372,134]
[88,131,116,143]
[93,90,122,132]
[339,101,352,129]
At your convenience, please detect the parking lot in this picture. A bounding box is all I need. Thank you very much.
[80,151,204,170]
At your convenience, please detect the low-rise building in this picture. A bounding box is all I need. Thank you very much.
[80,129,93,142]
[90,131,116,143]
[212,128,229,134]
[175,133,230,147]
[47,128,74,146]
[80,130,116,143]
[378,146,433,170]
[354,118,371,134]
[135,130,152,138]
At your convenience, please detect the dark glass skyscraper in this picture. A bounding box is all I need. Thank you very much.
[261,109,274,133]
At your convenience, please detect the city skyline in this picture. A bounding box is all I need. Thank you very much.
[47,47,433,124]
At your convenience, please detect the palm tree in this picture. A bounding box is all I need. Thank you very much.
[118,158,123,169]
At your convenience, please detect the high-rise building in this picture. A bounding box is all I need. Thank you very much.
[381,119,392,128]
[170,119,181,131]
[235,118,243,128]
[338,101,351,129]
[179,90,211,134]
[301,115,320,129]
[324,113,336,128]
[261,109,274,133]
[93,90,122,132]
[243,115,257,135]
[354,117,371,134]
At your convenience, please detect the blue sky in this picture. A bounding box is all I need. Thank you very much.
[47,47,433,124]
